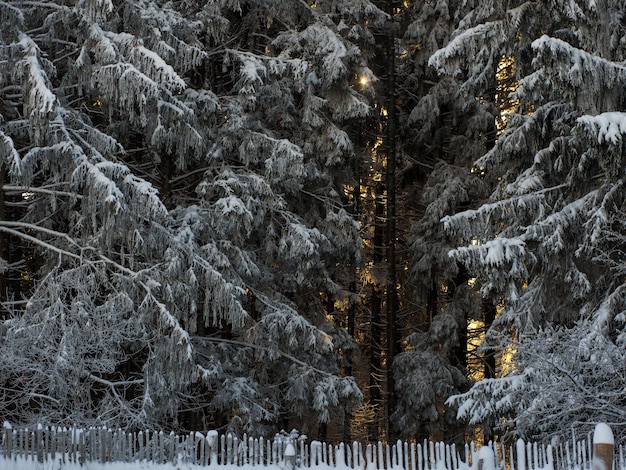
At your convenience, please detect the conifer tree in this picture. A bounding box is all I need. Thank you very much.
[432,0,626,441]
[385,0,495,442]
[0,0,384,434]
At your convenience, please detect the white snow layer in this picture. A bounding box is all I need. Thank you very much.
[578,112,626,145]
[594,423,615,445]
[0,458,287,470]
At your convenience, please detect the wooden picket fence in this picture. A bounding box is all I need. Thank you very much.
[1,426,625,469]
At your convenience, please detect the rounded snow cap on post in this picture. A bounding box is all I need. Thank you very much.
[594,423,614,445]
[284,443,296,470]
[285,443,296,457]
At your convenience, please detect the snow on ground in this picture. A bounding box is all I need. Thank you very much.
[0,458,302,470]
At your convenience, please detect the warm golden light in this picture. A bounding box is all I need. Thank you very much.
[495,55,519,133]
[358,75,369,86]
[467,319,485,381]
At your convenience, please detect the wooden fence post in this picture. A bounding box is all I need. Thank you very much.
[207,430,218,465]
[285,442,296,470]
[37,425,45,463]
[517,439,526,470]
[3,425,12,459]
[594,423,614,470]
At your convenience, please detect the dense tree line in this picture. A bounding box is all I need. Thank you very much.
[0,0,625,445]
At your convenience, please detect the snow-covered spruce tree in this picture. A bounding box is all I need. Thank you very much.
[187,0,387,436]
[429,0,626,441]
[389,0,493,442]
[0,0,382,434]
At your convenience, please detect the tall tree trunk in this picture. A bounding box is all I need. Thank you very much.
[451,266,470,373]
[0,168,5,317]
[482,299,497,444]
[344,167,361,443]
[384,2,399,441]
[479,59,499,445]
[160,152,174,209]
[369,188,385,442]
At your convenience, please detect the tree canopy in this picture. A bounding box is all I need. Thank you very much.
[1,0,626,443]
[435,0,626,442]
[0,0,382,434]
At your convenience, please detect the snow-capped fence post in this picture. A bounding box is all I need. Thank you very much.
[207,430,219,465]
[2,422,12,459]
[593,423,614,470]
[516,439,526,470]
[35,424,44,463]
[476,446,496,470]
[284,442,296,470]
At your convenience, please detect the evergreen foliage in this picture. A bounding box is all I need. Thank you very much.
[0,0,384,434]
[435,0,626,441]
[2,0,626,443]
[391,0,493,441]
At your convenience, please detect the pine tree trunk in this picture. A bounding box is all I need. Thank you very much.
[480,59,499,445]
[160,153,174,209]
[451,267,470,373]
[0,168,5,316]
[369,189,385,442]
[384,0,399,442]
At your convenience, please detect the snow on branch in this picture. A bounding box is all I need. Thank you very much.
[474,103,576,174]
[251,295,334,355]
[87,24,118,64]
[536,189,597,238]
[273,23,354,86]
[265,139,304,181]
[279,222,328,284]
[15,34,57,120]
[212,195,254,235]
[128,44,187,93]
[449,368,530,425]
[530,35,626,84]
[329,88,371,120]
[70,157,167,247]
[195,249,249,328]
[92,63,160,125]
[160,215,250,330]
[140,281,194,361]
[0,221,83,262]
[0,1,24,29]
[20,142,82,185]
[74,159,126,215]
[229,52,266,99]
[577,112,626,146]
[60,108,123,158]
[154,34,207,74]
[0,130,22,177]
[441,185,560,242]
[429,21,505,78]
[578,183,622,251]
[79,0,113,24]
[518,36,626,113]
[449,236,527,269]
[150,100,204,162]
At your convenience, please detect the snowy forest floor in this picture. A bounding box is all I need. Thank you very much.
[2,458,290,469]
